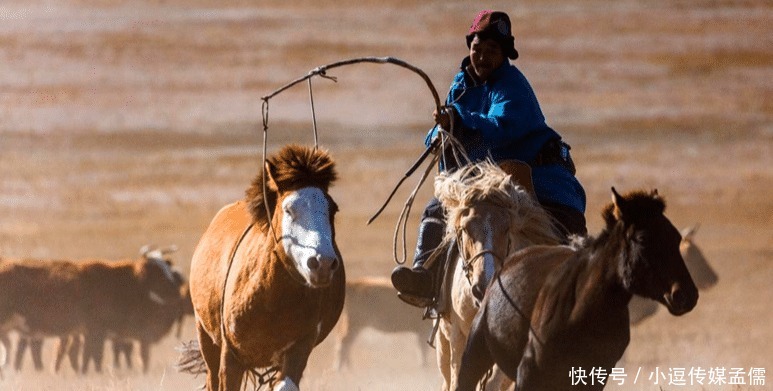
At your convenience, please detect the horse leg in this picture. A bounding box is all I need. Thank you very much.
[487,366,515,391]
[196,323,221,391]
[457,313,495,391]
[275,333,316,391]
[447,326,469,391]
[435,332,452,391]
[218,342,244,391]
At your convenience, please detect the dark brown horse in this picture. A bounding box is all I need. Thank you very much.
[456,188,699,391]
[184,145,344,391]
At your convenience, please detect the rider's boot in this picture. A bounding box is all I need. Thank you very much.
[391,216,446,307]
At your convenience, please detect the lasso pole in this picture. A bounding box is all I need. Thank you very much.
[261,56,442,111]
[259,56,446,226]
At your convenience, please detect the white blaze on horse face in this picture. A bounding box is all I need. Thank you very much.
[464,211,500,304]
[281,187,338,287]
[273,378,299,391]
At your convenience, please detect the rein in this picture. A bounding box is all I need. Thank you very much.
[455,227,511,285]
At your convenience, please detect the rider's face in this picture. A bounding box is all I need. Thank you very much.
[469,36,506,83]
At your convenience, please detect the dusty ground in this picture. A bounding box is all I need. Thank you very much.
[0,0,770,390]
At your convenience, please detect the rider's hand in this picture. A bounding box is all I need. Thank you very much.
[433,107,455,131]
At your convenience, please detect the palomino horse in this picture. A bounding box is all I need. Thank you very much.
[431,161,562,391]
[457,188,699,391]
[185,145,344,391]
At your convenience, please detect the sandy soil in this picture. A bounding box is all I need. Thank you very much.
[0,0,770,390]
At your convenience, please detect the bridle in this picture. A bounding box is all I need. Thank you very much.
[456,225,511,285]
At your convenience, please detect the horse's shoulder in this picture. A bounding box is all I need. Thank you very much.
[524,246,584,330]
[190,201,254,311]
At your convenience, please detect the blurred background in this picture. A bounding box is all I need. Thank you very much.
[0,0,770,390]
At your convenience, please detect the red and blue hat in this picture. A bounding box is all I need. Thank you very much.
[466,10,519,60]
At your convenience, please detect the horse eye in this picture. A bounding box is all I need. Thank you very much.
[283,204,295,219]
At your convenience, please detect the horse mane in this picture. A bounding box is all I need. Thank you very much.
[601,189,666,229]
[554,189,668,299]
[245,144,337,229]
[434,160,562,247]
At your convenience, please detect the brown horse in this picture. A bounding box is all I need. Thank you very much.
[457,188,699,391]
[185,145,344,391]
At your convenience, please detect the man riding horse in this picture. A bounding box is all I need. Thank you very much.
[391,10,588,307]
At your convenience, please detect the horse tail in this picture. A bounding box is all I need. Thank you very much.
[175,340,207,375]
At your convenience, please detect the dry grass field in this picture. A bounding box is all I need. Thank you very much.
[0,0,770,390]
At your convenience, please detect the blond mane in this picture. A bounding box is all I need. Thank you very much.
[434,160,562,248]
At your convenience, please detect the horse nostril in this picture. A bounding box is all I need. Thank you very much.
[329,258,339,271]
[672,288,685,306]
[307,256,320,271]
[670,282,697,310]
[472,285,485,301]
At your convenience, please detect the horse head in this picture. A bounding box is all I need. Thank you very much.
[453,199,512,304]
[436,161,559,305]
[247,145,340,288]
[608,188,699,316]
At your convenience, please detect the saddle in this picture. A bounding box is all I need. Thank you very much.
[498,159,536,196]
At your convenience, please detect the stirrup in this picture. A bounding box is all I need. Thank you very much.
[397,292,434,308]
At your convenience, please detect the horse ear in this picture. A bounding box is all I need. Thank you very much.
[651,188,659,197]
[611,187,625,220]
[264,161,280,192]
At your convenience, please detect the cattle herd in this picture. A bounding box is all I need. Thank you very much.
[0,245,193,375]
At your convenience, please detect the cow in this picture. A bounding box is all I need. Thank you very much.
[77,245,185,373]
[332,277,433,370]
[109,268,194,372]
[0,257,86,372]
[0,246,183,374]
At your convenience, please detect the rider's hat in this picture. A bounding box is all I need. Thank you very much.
[465,10,519,60]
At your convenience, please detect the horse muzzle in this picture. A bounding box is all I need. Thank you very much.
[663,281,699,316]
[306,254,340,288]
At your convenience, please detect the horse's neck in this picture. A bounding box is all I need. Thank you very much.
[446,257,478,326]
[510,224,561,252]
[575,236,633,313]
